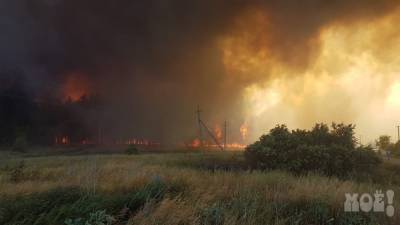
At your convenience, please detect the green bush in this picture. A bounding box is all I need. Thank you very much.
[245,123,382,177]
[125,145,139,155]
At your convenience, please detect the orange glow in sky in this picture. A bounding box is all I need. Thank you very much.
[218,7,400,143]
[62,72,91,101]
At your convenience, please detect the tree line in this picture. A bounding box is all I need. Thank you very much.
[0,74,102,148]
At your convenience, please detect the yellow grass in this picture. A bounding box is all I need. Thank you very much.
[1,151,399,224]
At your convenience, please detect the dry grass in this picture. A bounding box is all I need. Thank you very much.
[0,151,399,224]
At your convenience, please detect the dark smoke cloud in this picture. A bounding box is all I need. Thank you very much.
[1,0,399,143]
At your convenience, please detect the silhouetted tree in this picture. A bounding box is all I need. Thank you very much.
[376,135,391,152]
[245,123,381,177]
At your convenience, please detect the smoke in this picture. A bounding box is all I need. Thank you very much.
[1,0,400,143]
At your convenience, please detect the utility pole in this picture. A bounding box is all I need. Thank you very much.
[195,105,223,150]
[224,121,227,150]
[196,105,203,146]
[199,119,224,150]
[98,125,102,145]
[97,115,102,145]
[397,125,400,142]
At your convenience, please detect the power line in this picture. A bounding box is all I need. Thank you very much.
[196,105,203,147]
[199,120,223,150]
[195,105,223,150]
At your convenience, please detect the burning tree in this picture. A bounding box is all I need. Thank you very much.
[0,72,105,147]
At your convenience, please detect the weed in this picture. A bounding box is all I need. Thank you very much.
[65,210,115,225]
[9,160,25,183]
[125,145,139,155]
[200,204,224,225]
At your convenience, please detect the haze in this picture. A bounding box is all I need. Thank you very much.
[2,0,400,144]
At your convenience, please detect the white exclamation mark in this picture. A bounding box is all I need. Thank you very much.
[386,190,394,217]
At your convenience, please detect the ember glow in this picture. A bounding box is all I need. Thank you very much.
[2,0,400,146]
[214,124,223,142]
[55,136,70,145]
[189,138,202,148]
[62,72,91,102]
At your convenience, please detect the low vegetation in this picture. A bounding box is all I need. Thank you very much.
[0,150,399,225]
[376,135,400,157]
[65,210,115,225]
[12,134,28,152]
[8,160,26,183]
[125,145,139,155]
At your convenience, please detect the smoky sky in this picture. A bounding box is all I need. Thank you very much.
[1,0,399,143]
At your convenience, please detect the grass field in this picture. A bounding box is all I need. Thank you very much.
[0,150,399,225]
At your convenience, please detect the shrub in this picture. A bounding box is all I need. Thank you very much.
[376,135,391,152]
[245,123,382,177]
[125,145,139,155]
[387,141,400,156]
[12,135,28,152]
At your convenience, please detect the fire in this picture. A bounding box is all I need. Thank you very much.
[218,8,272,80]
[189,138,201,148]
[225,142,247,150]
[387,82,400,107]
[116,138,160,146]
[55,136,70,145]
[218,7,400,142]
[62,72,91,101]
[214,124,223,141]
[240,123,248,141]
[187,138,246,150]
[81,138,92,145]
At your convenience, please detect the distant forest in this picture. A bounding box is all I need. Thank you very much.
[0,73,102,147]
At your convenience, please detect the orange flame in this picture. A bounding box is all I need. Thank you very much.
[62,72,91,101]
[115,138,160,146]
[225,142,246,150]
[240,123,248,141]
[55,136,70,145]
[190,138,201,148]
[214,124,223,141]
